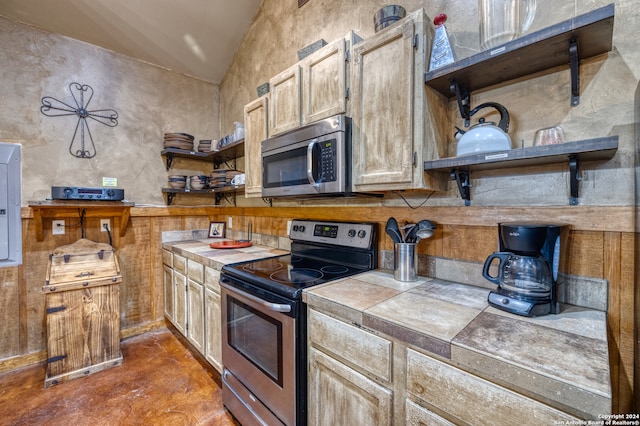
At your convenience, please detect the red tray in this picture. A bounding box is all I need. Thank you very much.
[209,240,253,249]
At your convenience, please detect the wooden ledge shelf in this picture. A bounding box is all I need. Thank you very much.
[425,3,614,108]
[424,136,618,206]
[28,200,134,242]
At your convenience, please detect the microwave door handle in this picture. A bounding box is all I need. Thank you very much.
[221,281,292,313]
[307,139,320,189]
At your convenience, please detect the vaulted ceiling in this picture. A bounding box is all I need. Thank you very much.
[0,0,262,83]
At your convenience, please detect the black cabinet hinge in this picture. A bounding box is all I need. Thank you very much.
[46,306,66,314]
[46,354,68,364]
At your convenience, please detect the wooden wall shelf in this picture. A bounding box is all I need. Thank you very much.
[161,186,243,206]
[425,3,614,109]
[424,136,618,206]
[28,200,134,242]
[161,139,244,170]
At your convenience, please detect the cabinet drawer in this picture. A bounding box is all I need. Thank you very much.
[162,249,173,267]
[406,349,579,425]
[173,254,186,274]
[204,266,220,293]
[309,309,391,382]
[187,259,204,283]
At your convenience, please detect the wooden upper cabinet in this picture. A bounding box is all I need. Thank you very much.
[269,32,358,137]
[301,37,347,125]
[351,9,448,192]
[269,65,301,136]
[244,96,269,198]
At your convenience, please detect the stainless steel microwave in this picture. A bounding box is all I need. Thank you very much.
[261,114,352,198]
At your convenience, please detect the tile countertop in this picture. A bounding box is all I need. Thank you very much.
[302,270,611,420]
[162,239,287,271]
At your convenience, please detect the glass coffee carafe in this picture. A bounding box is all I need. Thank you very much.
[483,251,552,299]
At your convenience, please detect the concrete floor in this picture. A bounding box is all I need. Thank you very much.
[0,328,237,425]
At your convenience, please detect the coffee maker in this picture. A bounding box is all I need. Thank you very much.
[483,222,568,317]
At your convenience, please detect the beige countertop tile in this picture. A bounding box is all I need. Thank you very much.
[304,269,611,419]
[162,239,287,270]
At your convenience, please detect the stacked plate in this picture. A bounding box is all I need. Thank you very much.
[189,175,208,190]
[168,175,187,189]
[164,133,194,150]
[209,170,227,188]
[197,140,213,152]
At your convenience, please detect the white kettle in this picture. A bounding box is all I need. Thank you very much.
[455,102,512,156]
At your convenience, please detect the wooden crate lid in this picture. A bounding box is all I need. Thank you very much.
[44,239,122,292]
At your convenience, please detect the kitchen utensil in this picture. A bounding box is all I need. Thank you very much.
[385,217,403,244]
[455,102,512,156]
[429,14,456,71]
[238,221,252,243]
[414,220,437,241]
[533,126,565,146]
[479,0,536,51]
[394,242,417,282]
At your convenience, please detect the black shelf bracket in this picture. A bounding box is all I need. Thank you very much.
[164,154,174,171]
[569,154,580,205]
[569,38,580,106]
[215,192,236,206]
[450,169,471,206]
[450,78,471,126]
[166,192,176,205]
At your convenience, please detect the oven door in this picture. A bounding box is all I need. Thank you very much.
[220,278,297,426]
[261,131,346,198]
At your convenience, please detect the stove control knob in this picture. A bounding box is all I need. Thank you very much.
[292,225,298,232]
[501,298,510,305]
[298,225,305,232]
[358,230,367,238]
[348,229,356,237]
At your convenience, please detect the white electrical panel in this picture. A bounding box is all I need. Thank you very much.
[0,143,21,267]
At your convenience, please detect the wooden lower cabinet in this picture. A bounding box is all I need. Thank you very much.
[308,347,393,426]
[405,399,454,426]
[187,278,205,353]
[405,349,579,425]
[308,308,582,425]
[204,266,222,372]
[162,265,174,322]
[162,253,222,372]
[172,270,187,335]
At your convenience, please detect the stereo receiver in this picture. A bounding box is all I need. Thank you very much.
[51,186,125,201]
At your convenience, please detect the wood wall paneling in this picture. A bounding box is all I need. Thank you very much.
[4,205,636,413]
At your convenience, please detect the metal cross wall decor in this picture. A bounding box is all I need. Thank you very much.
[40,82,119,158]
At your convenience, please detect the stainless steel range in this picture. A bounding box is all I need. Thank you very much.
[220,219,378,426]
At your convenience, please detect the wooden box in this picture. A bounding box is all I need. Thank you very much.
[43,239,123,388]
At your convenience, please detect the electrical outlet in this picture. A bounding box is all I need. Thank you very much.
[287,220,292,234]
[100,219,111,232]
[52,220,65,235]
[228,217,233,228]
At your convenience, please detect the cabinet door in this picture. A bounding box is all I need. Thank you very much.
[269,65,301,136]
[301,38,347,125]
[205,287,222,372]
[187,279,205,354]
[244,96,269,198]
[163,265,174,322]
[173,270,187,334]
[308,347,392,426]
[350,15,418,191]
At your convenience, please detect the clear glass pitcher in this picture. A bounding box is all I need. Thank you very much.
[479,0,536,50]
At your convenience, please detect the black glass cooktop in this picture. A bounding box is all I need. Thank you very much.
[222,253,369,299]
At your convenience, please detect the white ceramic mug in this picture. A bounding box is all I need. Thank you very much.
[230,174,245,186]
[479,0,536,51]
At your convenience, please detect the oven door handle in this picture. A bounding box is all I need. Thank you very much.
[221,281,292,313]
[307,138,320,189]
